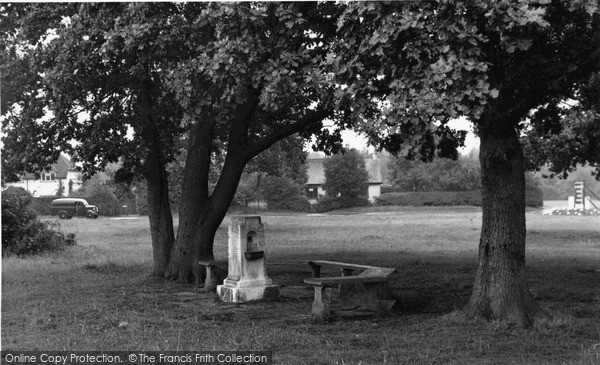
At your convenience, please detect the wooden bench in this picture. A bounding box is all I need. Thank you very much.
[198,260,228,293]
[304,261,397,321]
[308,260,377,293]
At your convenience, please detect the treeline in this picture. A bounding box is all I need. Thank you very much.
[380,150,544,207]
[531,165,600,200]
[385,151,481,192]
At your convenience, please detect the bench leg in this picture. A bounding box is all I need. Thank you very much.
[199,266,218,293]
[362,283,396,312]
[311,285,332,321]
[310,265,321,278]
[339,268,354,294]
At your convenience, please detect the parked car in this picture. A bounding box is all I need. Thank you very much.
[50,198,99,219]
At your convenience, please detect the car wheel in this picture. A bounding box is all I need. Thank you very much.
[86,212,95,219]
[58,212,68,220]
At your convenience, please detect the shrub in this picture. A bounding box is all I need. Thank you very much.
[6,221,77,256]
[316,196,370,212]
[268,195,311,212]
[2,193,37,246]
[2,193,77,257]
[233,172,263,207]
[2,186,30,197]
[76,192,119,216]
[380,185,398,194]
[260,176,309,211]
[29,196,56,215]
[525,186,544,208]
[260,176,300,201]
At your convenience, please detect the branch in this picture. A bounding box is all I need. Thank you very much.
[246,107,332,160]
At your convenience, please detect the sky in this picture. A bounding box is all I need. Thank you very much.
[335,117,480,155]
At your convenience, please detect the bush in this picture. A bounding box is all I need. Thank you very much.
[6,221,77,256]
[525,186,544,208]
[2,193,37,246]
[29,196,56,215]
[76,193,119,216]
[2,193,77,257]
[316,196,371,212]
[260,176,309,212]
[268,195,311,212]
[380,185,397,194]
[260,176,300,201]
[233,172,263,207]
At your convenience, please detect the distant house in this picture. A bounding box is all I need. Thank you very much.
[4,154,81,197]
[305,152,383,203]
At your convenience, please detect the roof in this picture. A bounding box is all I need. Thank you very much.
[307,158,326,185]
[307,154,383,185]
[51,198,90,205]
[22,154,73,180]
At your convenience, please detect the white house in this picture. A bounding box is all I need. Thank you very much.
[305,152,383,203]
[5,154,81,197]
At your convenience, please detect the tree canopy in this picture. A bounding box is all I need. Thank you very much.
[333,1,600,326]
[2,1,599,325]
[1,2,349,282]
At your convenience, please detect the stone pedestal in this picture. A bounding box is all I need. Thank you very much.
[217,216,279,302]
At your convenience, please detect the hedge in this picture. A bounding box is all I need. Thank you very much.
[375,188,543,208]
[29,196,55,215]
[316,196,371,212]
[267,195,312,212]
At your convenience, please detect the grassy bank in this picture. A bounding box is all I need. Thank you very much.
[2,207,599,364]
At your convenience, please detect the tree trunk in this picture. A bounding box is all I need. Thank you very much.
[145,138,175,278]
[167,94,258,284]
[194,147,249,260]
[165,92,322,285]
[167,142,248,285]
[463,122,543,327]
[138,81,175,278]
[166,121,214,283]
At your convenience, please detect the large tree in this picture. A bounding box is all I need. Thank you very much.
[336,1,600,326]
[162,3,345,283]
[1,3,346,283]
[1,3,182,277]
[323,148,370,198]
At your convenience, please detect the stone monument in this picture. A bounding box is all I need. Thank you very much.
[217,215,279,302]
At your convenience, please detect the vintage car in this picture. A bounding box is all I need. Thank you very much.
[50,198,99,219]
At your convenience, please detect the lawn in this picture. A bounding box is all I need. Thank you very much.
[2,206,599,364]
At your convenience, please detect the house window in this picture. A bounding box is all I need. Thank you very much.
[306,186,319,199]
[362,186,369,197]
[43,173,55,181]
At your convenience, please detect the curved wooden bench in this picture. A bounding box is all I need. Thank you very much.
[304,261,397,321]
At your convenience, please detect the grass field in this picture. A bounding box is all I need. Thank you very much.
[2,206,599,364]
